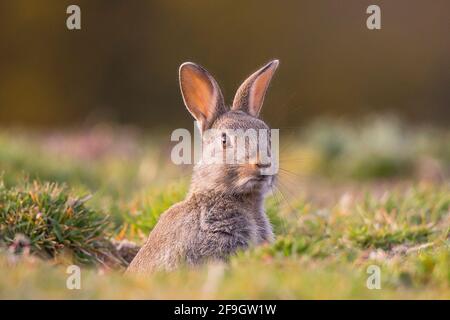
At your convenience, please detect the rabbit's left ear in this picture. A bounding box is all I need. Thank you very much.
[232,60,279,117]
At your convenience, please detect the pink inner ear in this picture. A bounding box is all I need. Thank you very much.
[249,69,275,116]
[232,60,279,117]
[181,66,216,121]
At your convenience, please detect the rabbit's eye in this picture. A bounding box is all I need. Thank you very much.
[221,132,227,148]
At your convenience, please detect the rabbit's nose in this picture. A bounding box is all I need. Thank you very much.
[252,154,271,169]
[256,162,271,169]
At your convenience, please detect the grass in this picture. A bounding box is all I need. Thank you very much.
[0,116,449,299]
[0,180,124,267]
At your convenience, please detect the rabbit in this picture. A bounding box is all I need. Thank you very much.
[127,60,279,274]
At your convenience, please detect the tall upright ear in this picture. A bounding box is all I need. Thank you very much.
[232,60,279,117]
[179,62,226,131]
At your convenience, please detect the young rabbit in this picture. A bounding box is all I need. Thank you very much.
[127,60,279,273]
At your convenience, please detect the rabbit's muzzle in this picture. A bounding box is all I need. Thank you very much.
[256,162,271,169]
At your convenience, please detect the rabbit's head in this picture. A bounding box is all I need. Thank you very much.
[179,60,279,195]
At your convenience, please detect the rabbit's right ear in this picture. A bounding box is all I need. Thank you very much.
[179,62,226,131]
[232,60,279,117]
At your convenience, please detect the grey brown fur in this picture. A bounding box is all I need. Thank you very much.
[127,60,279,273]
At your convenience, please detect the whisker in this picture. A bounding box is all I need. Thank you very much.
[278,156,308,163]
[277,177,298,200]
[269,184,293,233]
[278,168,305,180]
[273,184,296,216]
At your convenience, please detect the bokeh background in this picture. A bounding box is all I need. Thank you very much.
[0,1,449,299]
[0,0,449,129]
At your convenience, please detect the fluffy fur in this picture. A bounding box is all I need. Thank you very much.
[127,60,279,273]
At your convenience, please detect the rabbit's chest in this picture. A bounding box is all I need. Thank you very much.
[199,208,259,251]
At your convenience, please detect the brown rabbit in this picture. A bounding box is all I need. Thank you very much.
[127,60,279,273]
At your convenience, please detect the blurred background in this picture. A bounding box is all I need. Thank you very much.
[0,1,449,299]
[0,0,449,129]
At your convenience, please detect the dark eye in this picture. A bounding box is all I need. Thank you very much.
[221,132,227,148]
